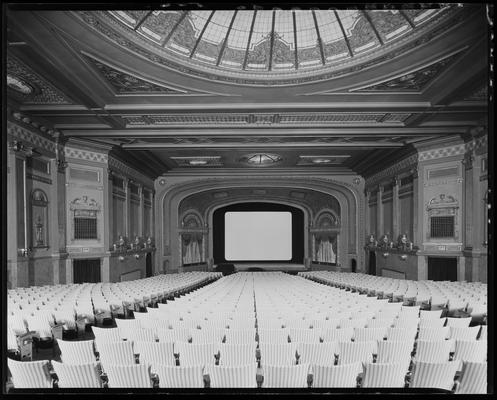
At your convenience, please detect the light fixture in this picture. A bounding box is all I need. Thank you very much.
[188,159,208,166]
[312,158,332,164]
[243,153,282,165]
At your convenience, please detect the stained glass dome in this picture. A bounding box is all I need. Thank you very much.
[86,6,460,84]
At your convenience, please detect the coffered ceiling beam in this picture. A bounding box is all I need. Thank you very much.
[120,141,405,149]
[268,10,276,71]
[161,10,189,47]
[292,11,299,70]
[242,10,258,70]
[64,126,468,137]
[399,10,416,29]
[311,10,326,66]
[334,10,353,58]
[188,11,214,57]
[216,10,238,66]
[133,11,153,31]
[362,11,384,45]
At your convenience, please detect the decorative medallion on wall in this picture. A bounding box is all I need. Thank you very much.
[241,153,283,166]
[83,54,189,94]
[170,156,222,167]
[351,51,464,92]
[6,56,72,104]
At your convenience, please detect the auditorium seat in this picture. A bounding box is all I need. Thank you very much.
[7,358,53,388]
[137,341,176,370]
[155,365,205,388]
[51,360,103,388]
[361,362,407,388]
[261,363,310,388]
[454,361,487,394]
[409,361,458,391]
[56,339,96,365]
[311,362,361,388]
[105,363,154,388]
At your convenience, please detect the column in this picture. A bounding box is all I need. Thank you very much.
[124,177,130,238]
[365,190,371,236]
[7,146,20,287]
[138,185,144,238]
[411,167,422,245]
[392,176,400,240]
[462,153,475,250]
[107,169,114,247]
[377,185,384,238]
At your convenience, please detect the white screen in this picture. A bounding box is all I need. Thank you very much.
[225,211,292,261]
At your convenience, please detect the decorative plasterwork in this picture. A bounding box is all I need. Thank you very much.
[122,112,413,126]
[365,153,418,188]
[7,121,56,154]
[297,155,351,166]
[65,147,108,163]
[463,85,488,101]
[170,156,223,167]
[351,51,464,92]
[6,55,73,104]
[418,144,466,162]
[108,156,154,188]
[75,6,465,86]
[83,55,188,94]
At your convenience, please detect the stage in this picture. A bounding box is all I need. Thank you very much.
[234,263,307,272]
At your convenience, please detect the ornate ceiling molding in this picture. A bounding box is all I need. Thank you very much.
[351,50,465,92]
[7,55,73,104]
[365,153,418,188]
[7,120,57,154]
[108,156,155,188]
[418,144,466,162]
[121,112,413,127]
[74,6,467,87]
[83,54,191,95]
[64,146,108,163]
[297,155,351,166]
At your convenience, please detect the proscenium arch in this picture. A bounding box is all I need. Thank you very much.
[208,199,310,265]
[156,177,362,272]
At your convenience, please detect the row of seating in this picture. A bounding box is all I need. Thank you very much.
[7,357,485,391]
[6,272,488,392]
[299,271,487,318]
[7,272,222,353]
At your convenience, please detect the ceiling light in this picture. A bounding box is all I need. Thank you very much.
[312,158,332,164]
[189,159,208,165]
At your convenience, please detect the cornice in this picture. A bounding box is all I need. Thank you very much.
[108,156,154,188]
[7,120,56,154]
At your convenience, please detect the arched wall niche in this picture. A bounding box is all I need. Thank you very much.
[156,176,364,273]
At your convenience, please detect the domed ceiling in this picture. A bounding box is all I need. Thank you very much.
[81,6,461,85]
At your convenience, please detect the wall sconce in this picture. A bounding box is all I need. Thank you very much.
[382,253,389,258]
[134,254,141,259]
[400,254,408,261]
[18,248,31,257]
[118,255,125,262]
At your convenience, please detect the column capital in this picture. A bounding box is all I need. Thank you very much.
[9,140,33,158]
[462,153,475,168]
[393,176,400,186]
[378,184,384,193]
[410,167,419,179]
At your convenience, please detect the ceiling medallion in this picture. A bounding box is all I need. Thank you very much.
[7,74,35,95]
[242,153,283,166]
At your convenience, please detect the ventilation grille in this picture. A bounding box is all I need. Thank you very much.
[70,168,99,182]
[430,216,455,238]
[428,167,459,180]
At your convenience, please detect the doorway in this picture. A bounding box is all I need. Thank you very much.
[427,257,457,281]
[146,253,153,277]
[368,251,376,275]
[73,258,101,283]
